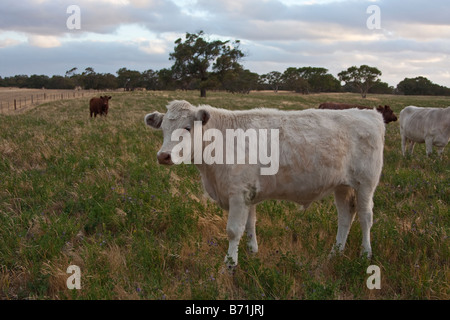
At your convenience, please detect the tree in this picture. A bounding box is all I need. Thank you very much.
[222,68,259,94]
[48,75,75,89]
[65,67,78,78]
[97,73,118,90]
[81,67,98,89]
[213,40,245,90]
[141,69,159,90]
[28,74,50,88]
[260,71,283,92]
[317,74,342,92]
[369,81,394,94]
[157,68,176,90]
[396,76,450,96]
[338,65,382,98]
[65,67,84,88]
[169,31,245,97]
[297,67,341,93]
[282,67,309,93]
[297,67,327,93]
[5,75,29,88]
[116,68,142,91]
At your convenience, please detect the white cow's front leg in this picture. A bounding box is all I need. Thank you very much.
[225,194,249,268]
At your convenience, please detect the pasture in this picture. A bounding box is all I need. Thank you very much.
[0,90,448,299]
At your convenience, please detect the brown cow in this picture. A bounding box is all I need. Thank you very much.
[318,102,397,124]
[90,96,111,118]
[376,105,397,124]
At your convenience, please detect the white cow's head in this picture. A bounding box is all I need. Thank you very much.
[144,100,210,165]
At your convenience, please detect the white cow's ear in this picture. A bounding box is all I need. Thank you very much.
[196,109,210,125]
[145,112,165,129]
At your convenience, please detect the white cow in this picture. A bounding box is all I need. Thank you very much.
[400,106,450,157]
[145,100,385,267]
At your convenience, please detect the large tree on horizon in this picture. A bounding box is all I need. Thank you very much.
[169,31,245,97]
[338,65,382,98]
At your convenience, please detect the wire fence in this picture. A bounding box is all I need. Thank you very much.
[0,89,100,114]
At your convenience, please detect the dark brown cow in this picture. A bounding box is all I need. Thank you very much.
[318,102,397,124]
[89,96,111,118]
[375,105,398,124]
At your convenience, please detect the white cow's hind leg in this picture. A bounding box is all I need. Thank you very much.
[408,140,415,155]
[245,205,258,254]
[401,133,407,156]
[331,186,356,256]
[225,194,249,268]
[356,187,375,258]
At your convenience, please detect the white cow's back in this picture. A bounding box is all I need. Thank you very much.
[198,107,385,208]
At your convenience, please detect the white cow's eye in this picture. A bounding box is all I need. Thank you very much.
[184,126,191,132]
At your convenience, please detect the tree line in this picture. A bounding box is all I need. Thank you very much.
[1,31,449,97]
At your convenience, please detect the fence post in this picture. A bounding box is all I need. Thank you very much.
[14,99,17,110]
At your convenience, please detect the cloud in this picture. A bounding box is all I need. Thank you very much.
[0,0,185,36]
[388,23,450,40]
[0,39,170,77]
[28,35,62,48]
[0,0,449,87]
[1,0,449,39]
[192,0,450,43]
[0,37,21,48]
[137,38,168,54]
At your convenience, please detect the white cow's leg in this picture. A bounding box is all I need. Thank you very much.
[434,135,448,157]
[225,194,249,268]
[401,133,407,156]
[425,137,433,156]
[408,140,415,155]
[245,205,258,254]
[356,187,375,258]
[331,186,356,256]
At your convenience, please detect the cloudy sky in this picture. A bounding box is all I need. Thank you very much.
[1,0,449,87]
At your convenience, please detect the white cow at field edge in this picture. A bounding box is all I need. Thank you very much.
[400,106,450,157]
[145,100,385,268]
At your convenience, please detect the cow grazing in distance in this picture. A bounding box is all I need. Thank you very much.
[90,96,111,118]
[400,106,450,157]
[319,102,398,124]
[145,100,385,268]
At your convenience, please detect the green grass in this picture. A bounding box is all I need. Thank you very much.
[0,91,449,299]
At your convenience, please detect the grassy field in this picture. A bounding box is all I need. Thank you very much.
[0,90,448,300]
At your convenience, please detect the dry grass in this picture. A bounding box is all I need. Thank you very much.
[0,90,449,300]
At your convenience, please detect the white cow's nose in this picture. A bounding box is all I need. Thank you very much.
[157,151,173,165]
